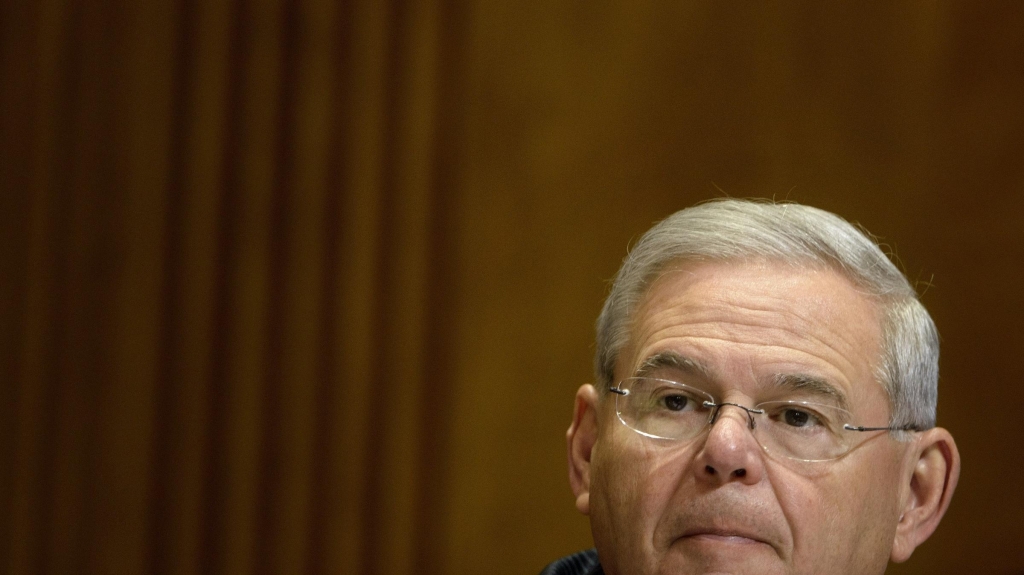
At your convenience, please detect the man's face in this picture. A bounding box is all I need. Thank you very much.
[586,260,916,575]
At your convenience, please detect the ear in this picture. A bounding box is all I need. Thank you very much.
[890,427,961,562]
[567,384,601,515]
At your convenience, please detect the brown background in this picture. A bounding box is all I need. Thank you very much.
[1,1,1023,574]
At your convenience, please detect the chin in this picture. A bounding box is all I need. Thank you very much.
[652,539,784,575]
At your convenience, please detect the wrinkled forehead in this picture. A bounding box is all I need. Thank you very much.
[632,256,883,324]
[619,259,888,408]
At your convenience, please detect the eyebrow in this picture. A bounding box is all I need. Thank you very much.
[634,351,713,381]
[767,373,851,412]
[632,352,851,410]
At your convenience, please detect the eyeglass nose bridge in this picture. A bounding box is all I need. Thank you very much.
[702,400,766,430]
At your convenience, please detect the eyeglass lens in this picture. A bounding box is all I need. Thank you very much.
[613,377,857,462]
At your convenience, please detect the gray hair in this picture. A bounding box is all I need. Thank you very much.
[594,199,939,429]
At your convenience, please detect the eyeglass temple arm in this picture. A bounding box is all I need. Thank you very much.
[843,424,922,432]
[609,387,628,395]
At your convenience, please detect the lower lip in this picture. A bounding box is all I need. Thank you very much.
[683,534,763,545]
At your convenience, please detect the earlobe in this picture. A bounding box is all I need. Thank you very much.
[891,428,961,563]
[567,384,601,516]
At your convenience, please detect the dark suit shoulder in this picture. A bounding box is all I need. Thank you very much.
[538,549,603,575]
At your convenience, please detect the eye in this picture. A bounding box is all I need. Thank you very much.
[782,408,821,428]
[662,394,690,411]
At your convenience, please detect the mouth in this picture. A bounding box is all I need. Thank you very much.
[678,528,769,547]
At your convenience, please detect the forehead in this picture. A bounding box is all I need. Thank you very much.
[622,259,886,409]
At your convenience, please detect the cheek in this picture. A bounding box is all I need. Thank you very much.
[768,465,826,535]
[591,432,693,549]
[837,446,906,521]
[771,449,905,569]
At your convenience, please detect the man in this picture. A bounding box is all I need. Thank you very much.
[542,199,960,575]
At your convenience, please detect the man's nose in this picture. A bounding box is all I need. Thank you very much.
[693,404,764,485]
